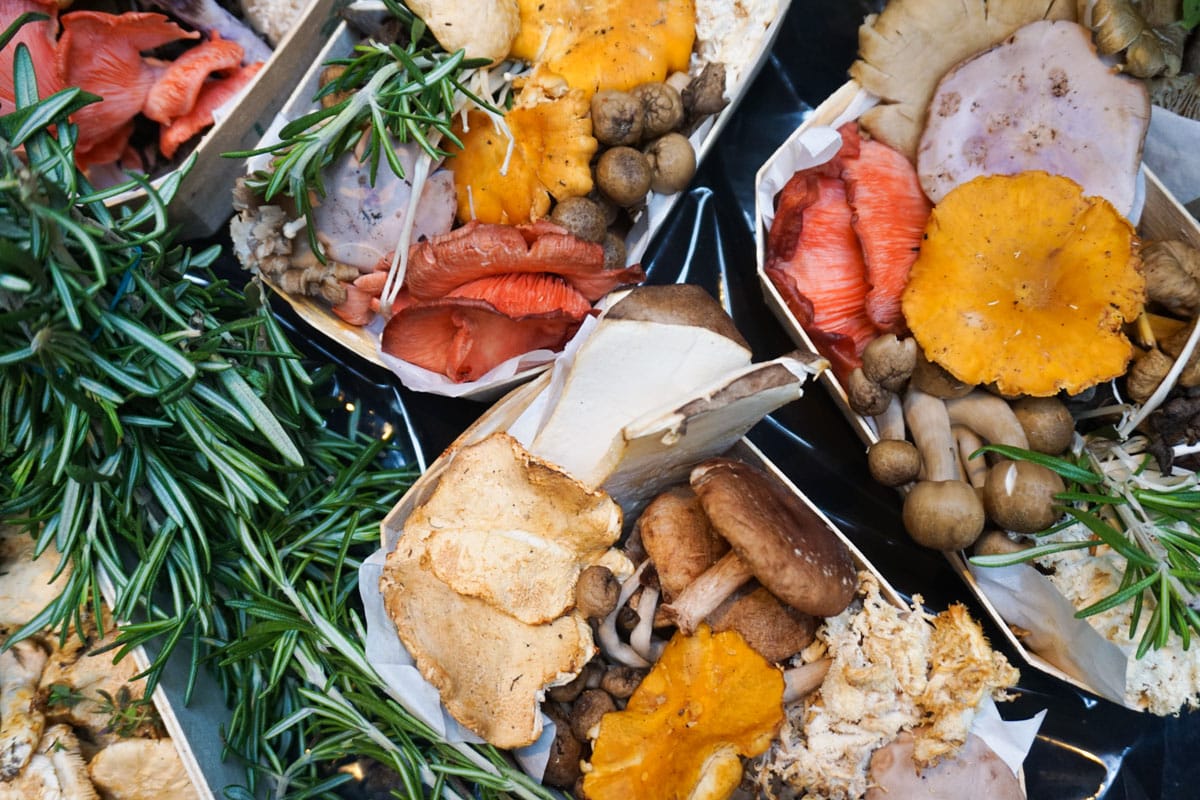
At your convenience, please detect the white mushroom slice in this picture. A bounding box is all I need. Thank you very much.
[0,753,59,799]
[88,739,199,800]
[0,525,70,628]
[917,19,1150,216]
[37,725,98,800]
[406,0,519,63]
[0,639,48,780]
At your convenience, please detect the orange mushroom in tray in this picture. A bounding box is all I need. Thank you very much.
[582,624,784,800]
[901,171,1145,397]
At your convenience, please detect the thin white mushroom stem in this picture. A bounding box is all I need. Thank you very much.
[953,424,988,488]
[783,658,832,704]
[903,386,959,482]
[873,392,905,442]
[630,583,662,663]
[945,390,1030,449]
[598,560,653,668]
[661,551,755,634]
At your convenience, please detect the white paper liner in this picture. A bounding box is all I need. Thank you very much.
[971,695,1046,778]
[1145,105,1200,207]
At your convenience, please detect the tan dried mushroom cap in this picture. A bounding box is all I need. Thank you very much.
[689,458,857,618]
[901,172,1144,397]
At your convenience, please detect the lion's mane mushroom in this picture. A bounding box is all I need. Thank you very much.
[902,387,986,550]
[662,459,857,634]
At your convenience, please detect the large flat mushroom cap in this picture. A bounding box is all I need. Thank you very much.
[917,19,1150,215]
[689,459,856,617]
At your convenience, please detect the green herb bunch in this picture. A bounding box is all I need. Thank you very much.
[0,24,554,800]
[971,441,1200,658]
[230,0,493,260]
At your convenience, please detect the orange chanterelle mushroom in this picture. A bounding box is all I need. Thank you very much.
[582,624,784,800]
[901,171,1145,397]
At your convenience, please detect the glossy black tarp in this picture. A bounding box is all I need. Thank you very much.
[231,2,1199,797]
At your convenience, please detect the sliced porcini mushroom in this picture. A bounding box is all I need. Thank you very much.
[944,391,1030,450]
[530,284,753,489]
[917,19,1150,216]
[0,638,48,780]
[708,584,817,664]
[663,459,857,633]
[598,354,825,511]
[1011,396,1075,455]
[867,439,922,487]
[866,730,1023,800]
[636,486,728,601]
[983,460,1066,533]
[862,334,918,392]
[902,387,986,550]
[88,739,198,800]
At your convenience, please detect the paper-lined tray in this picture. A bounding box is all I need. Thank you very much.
[242,2,794,401]
[754,79,1200,711]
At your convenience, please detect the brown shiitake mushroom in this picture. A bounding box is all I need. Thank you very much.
[570,688,616,742]
[1011,396,1074,455]
[983,460,1065,533]
[632,82,685,138]
[590,89,644,146]
[643,132,697,194]
[867,439,921,487]
[595,147,653,207]
[847,367,893,417]
[551,196,609,243]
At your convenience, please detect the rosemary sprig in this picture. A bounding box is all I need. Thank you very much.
[0,30,556,799]
[970,441,1200,656]
[228,0,493,260]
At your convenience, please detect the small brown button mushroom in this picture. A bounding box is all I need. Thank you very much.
[983,460,1065,533]
[575,565,620,620]
[599,665,646,700]
[595,147,653,207]
[662,459,858,633]
[973,529,1033,557]
[682,61,728,118]
[643,132,697,195]
[601,231,627,272]
[632,82,684,138]
[1011,396,1075,455]
[570,688,616,742]
[550,196,609,243]
[548,661,603,704]
[847,367,893,417]
[867,439,921,487]
[708,585,817,663]
[541,703,583,788]
[862,334,918,392]
[910,352,973,399]
[590,89,644,146]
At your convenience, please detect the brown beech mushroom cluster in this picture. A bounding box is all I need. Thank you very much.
[849,334,1077,551]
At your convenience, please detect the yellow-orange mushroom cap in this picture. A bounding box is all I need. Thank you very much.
[901,171,1144,397]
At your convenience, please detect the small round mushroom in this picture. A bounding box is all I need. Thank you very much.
[643,132,697,194]
[547,661,603,703]
[541,703,584,788]
[590,89,644,146]
[550,196,609,243]
[601,232,627,272]
[862,334,918,392]
[910,353,973,399]
[595,147,653,207]
[570,688,616,742]
[575,565,620,620]
[867,439,921,487]
[662,458,858,633]
[1011,396,1074,455]
[973,529,1033,557]
[847,367,893,417]
[599,665,646,700]
[632,82,684,138]
[983,460,1065,533]
[682,61,728,118]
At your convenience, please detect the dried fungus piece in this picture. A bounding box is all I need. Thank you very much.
[901,172,1144,397]
[849,0,1076,160]
[582,625,784,800]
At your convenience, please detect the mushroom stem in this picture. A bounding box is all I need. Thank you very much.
[903,386,959,482]
[598,561,653,668]
[630,583,663,663]
[783,658,832,703]
[873,393,906,442]
[953,425,988,488]
[660,551,755,635]
[945,390,1030,449]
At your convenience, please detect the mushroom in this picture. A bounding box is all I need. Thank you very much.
[708,584,817,664]
[1011,396,1075,455]
[600,232,626,272]
[973,529,1033,558]
[862,334,918,392]
[983,460,1066,533]
[909,352,972,399]
[87,738,197,800]
[662,458,857,634]
[682,61,728,118]
[595,146,653,207]
[944,391,1030,451]
[542,703,584,788]
[575,565,620,620]
[1141,239,1200,317]
[632,82,684,138]
[782,657,832,704]
[599,666,646,700]
[865,730,1023,800]
[902,387,986,550]
[570,688,617,743]
[0,638,48,780]
[550,196,609,243]
[867,439,922,487]
[952,425,988,489]
[847,367,894,416]
[643,132,697,194]
[637,486,728,600]
[547,661,603,704]
[590,89,645,146]
[404,0,519,63]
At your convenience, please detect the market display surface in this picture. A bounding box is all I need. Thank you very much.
[3,0,1200,799]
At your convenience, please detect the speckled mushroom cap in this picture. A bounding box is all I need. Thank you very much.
[689,458,857,617]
